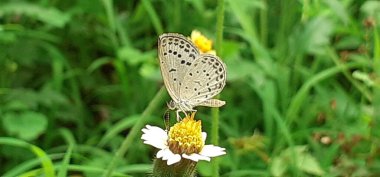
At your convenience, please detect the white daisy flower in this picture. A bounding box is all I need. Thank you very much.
[141,113,226,165]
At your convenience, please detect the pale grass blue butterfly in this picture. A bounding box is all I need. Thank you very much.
[158,33,227,120]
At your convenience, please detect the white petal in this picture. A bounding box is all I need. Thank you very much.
[162,149,173,160]
[157,148,182,165]
[141,125,168,149]
[156,149,166,158]
[167,154,181,165]
[141,125,168,140]
[200,145,226,157]
[202,132,207,142]
[142,139,166,149]
[182,153,210,162]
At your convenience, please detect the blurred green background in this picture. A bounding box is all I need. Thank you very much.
[1,0,380,176]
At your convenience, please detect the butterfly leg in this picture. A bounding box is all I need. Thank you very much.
[177,110,196,120]
[175,110,191,121]
[176,110,182,122]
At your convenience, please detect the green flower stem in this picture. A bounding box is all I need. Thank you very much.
[103,87,167,177]
[373,23,380,138]
[153,159,197,177]
[210,108,220,176]
[211,0,225,176]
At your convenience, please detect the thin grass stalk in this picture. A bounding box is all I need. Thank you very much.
[259,0,268,46]
[211,0,225,176]
[285,61,369,125]
[101,0,119,48]
[373,24,380,140]
[103,87,166,177]
[57,129,76,177]
[0,138,56,177]
[101,0,131,110]
[328,47,372,101]
[141,0,163,34]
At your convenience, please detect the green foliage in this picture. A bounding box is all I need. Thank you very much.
[270,146,324,176]
[2,111,47,141]
[0,0,379,176]
[0,2,70,28]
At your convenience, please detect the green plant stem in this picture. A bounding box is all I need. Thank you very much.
[259,0,268,46]
[103,86,166,177]
[141,0,163,34]
[327,47,372,101]
[211,0,225,176]
[102,0,131,110]
[373,24,380,138]
[101,0,119,48]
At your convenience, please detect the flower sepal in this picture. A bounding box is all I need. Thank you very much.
[152,158,197,177]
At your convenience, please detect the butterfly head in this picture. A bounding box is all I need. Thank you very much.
[167,100,176,110]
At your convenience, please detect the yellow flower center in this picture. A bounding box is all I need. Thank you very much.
[168,112,204,155]
[191,30,213,53]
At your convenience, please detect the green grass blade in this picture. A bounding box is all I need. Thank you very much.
[0,137,56,177]
[141,0,163,34]
[285,61,369,125]
[3,154,63,177]
[57,129,76,177]
[98,115,140,147]
[102,87,167,177]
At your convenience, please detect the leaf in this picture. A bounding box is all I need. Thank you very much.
[87,57,112,73]
[98,115,140,147]
[139,63,161,81]
[0,137,56,177]
[304,17,334,55]
[334,36,362,50]
[226,59,263,81]
[270,146,325,176]
[38,87,69,107]
[2,111,48,141]
[352,70,374,87]
[4,89,40,111]
[117,46,156,66]
[297,153,325,176]
[221,40,241,59]
[0,31,17,43]
[4,100,31,111]
[324,0,350,25]
[270,156,287,177]
[361,1,380,20]
[0,2,70,28]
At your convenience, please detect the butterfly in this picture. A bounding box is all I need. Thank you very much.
[158,33,227,120]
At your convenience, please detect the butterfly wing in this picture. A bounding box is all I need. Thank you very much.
[158,33,200,102]
[198,99,226,107]
[179,54,227,106]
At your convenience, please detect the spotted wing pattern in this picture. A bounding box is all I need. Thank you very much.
[158,33,200,102]
[179,54,227,106]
